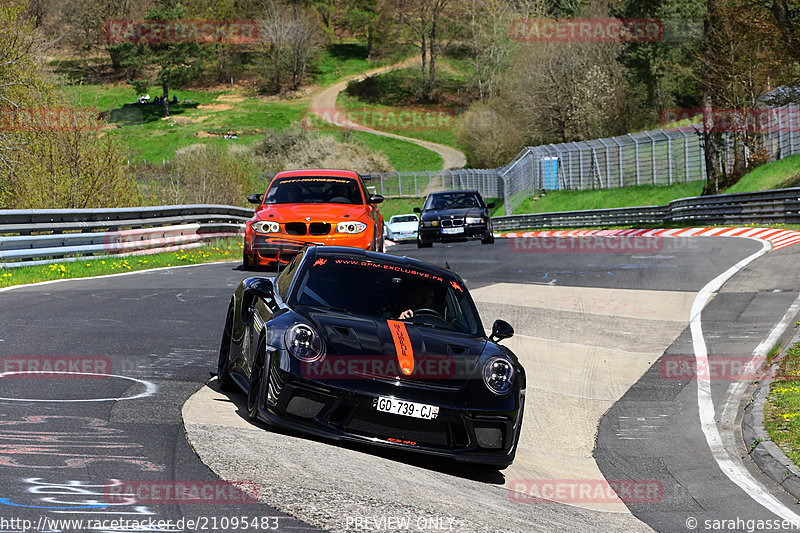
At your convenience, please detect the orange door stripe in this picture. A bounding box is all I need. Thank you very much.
[387,320,414,376]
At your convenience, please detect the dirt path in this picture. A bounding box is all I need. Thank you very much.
[309,57,467,170]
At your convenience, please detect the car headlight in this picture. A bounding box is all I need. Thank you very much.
[285,323,325,362]
[466,217,484,224]
[421,220,439,227]
[252,221,281,233]
[336,221,367,234]
[482,356,514,395]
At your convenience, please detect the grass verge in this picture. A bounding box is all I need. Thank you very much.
[0,238,242,288]
[507,152,800,216]
[765,337,800,466]
[336,93,461,151]
[515,182,706,214]
[310,43,414,88]
[725,154,800,194]
[347,131,443,171]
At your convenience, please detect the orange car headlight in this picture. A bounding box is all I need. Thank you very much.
[336,221,367,234]
[253,221,281,233]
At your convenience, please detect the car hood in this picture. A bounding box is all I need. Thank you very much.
[421,207,484,219]
[388,222,418,232]
[304,310,487,388]
[256,203,370,222]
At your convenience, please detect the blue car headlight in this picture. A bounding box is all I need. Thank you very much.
[483,356,514,395]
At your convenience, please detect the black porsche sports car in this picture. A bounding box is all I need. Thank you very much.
[217,246,525,467]
[414,190,495,248]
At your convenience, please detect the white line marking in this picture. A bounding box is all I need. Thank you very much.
[0,260,238,293]
[691,238,800,521]
[0,371,157,402]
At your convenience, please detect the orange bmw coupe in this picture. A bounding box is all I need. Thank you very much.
[243,169,385,267]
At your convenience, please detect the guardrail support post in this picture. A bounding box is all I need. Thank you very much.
[684,131,690,182]
[667,134,673,185]
[628,134,640,186]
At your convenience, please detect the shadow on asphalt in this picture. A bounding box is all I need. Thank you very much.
[205,379,507,485]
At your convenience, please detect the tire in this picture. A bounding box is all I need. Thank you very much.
[481,223,495,245]
[217,306,236,392]
[377,229,385,253]
[247,339,267,421]
[242,251,253,270]
[417,238,432,248]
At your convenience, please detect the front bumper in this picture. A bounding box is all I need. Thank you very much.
[251,232,372,264]
[388,231,418,242]
[256,366,522,465]
[419,224,488,243]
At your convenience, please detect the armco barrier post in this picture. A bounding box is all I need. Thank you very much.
[643,130,656,185]
[667,132,673,185]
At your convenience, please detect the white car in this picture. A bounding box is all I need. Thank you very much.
[384,214,419,242]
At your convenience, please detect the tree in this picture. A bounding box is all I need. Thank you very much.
[109,2,208,117]
[0,1,140,209]
[698,0,790,193]
[338,0,380,58]
[615,0,706,125]
[257,2,323,93]
[464,0,549,101]
[0,0,56,198]
[397,0,455,101]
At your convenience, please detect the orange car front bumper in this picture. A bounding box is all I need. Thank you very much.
[249,232,373,265]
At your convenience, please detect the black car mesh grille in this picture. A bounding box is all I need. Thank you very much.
[309,222,331,235]
[440,218,464,227]
[285,222,307,235]
[284,222,331,236]
[344,408,449,446]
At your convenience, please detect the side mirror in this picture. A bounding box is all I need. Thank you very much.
[490,319,514,342]
[246,278,274,301]
[247,193,263,205]
[413,207,422,213]
[369,194,384,204]
[486,202,495,209]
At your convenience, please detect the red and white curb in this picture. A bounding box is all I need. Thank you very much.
[496,227,800,251]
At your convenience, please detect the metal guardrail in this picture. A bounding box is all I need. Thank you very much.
[3,189,798,266]
[492,187,800,231]
[0,205,252,268]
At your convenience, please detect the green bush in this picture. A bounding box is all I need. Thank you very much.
[251,126,394,175]
[137,144,259,206]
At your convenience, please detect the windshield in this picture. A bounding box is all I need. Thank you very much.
[390,215,418,224]
[264,176,364,205]
[290,256,482,336]
[424,193,482,210]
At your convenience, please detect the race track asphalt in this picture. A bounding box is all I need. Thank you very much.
[1,235,798,532]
